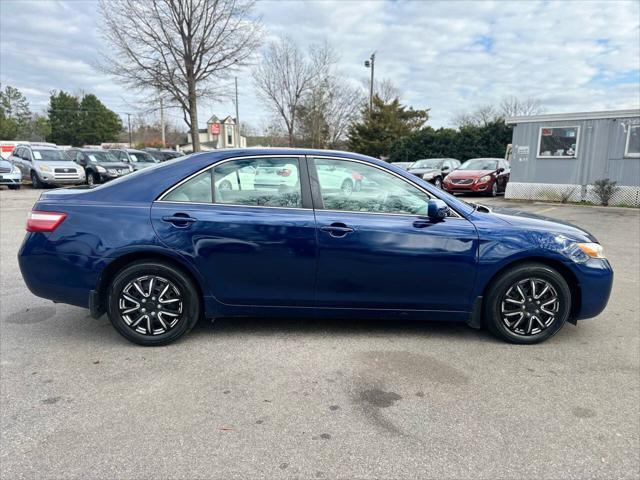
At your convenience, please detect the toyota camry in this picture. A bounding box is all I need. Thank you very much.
[18,149,613,346]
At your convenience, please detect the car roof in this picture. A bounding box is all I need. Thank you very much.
[27,145,60,151]
[466,157,503,161]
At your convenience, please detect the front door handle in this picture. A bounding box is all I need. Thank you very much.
[320,222,354,237]
[162,214,197,227]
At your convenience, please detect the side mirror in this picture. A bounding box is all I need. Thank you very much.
[497,167,505,174]
[427,199,449,221]
[442,165,450,171]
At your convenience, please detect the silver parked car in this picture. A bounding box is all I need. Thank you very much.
[0,158,22,189]
[9,144,86,188]
[108,149,159,171]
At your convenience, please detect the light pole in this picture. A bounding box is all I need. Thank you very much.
[364,52,376,114]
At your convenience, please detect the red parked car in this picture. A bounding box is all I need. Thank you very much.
[443,157,510,196]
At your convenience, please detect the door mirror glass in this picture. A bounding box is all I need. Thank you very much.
[427,199,449,221]
[442,165,450,171]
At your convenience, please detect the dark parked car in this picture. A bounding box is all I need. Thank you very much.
[391,161,413,170]
[18,149,612,346]
[443,158,510,196]
[66,148,133,186]
[108,149,159,170]
[144,148,184,162]
[407,158,461,188]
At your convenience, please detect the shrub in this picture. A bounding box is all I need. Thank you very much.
[592,178,618,206]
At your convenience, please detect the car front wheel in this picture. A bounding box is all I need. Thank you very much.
[107,261,201,346]
[484,263,571,344]
[433,177,442,189]
[31,171,44,189]
[341,179,354,196]
[87,172,100,187]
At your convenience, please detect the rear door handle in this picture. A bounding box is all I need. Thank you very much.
[320,223,354,237]
[162,214,197,227]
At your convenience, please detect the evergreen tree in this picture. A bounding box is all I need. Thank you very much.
[347,95,428,158]
[78,94,122,145]
[0,85,31,140]
[47,91,81,145]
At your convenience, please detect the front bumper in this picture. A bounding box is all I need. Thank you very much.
[569,258,614,320]
[444,180,492,193]
[0,172,22,185]
[39,172,86,185]
[99,170,131,182]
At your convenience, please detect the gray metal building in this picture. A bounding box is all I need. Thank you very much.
[505,109,640,206]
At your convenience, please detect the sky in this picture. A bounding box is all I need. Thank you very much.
[1,0,639,133]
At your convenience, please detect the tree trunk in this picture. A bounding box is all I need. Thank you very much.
[187,77,200,152]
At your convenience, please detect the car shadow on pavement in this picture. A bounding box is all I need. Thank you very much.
[188,315,500,344]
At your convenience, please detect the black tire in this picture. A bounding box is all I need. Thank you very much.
[31,171,44,189]
[484,263,571,344]
[106,260,201,346]
[218,180,232,190]
[8,185,20,190]
[341,179,354,196]
[87,171,100,187]
[488,181,498,197]
[433,177,443,189]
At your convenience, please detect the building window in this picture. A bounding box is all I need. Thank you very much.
[625,125,640,158]
[227,125,234,146]
[537,126,580,158]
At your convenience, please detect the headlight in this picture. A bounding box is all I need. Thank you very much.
[576,242,606,259]
[477,175,491,183]
[128,165,134,172]
[96,165,107,173]
[11,165,20,174]
[423,172,434,180]
[39,165,52,173]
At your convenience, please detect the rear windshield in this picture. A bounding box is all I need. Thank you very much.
[33,149,67,161]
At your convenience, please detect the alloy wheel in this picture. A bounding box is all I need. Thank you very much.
[118,275,184,336]
[341,180,354,196]
[500,278,560,336]
[434,178,442,189]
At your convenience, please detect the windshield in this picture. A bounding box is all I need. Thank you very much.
[86,151,118,163]
[129,152,156,163]
[32,149,68,161]
[411,159,443,169]
[459,159,498,170]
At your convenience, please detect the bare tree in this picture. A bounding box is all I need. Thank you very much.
[500,95,544,117]
[253,37,334,147]
[99,0,261,151]
[453,104,499,127]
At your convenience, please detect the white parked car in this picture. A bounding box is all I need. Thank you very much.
[0,158,22,189]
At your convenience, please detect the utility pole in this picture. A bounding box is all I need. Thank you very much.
[127,113,132,146]
[364,52,376,115]
[160,97,165,147]
[234,76,241,148]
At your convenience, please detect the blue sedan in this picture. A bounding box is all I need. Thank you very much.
[18,149,613,346]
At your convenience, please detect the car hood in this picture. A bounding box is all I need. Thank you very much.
[447,169,493,179]
[33,160,81,169]
[0,159,13,169]
[484,205,598,243]
[94,162,131,169]
[131,163,155,169]
[408,167,440,175]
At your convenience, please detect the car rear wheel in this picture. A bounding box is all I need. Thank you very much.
[484,263,571,344]
[107,261,201,346]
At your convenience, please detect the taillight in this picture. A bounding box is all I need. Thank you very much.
[351,172,363,181]
[277,168,291,177]
[26,211,67,232]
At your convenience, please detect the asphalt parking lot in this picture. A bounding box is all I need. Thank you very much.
[1,187,639,479]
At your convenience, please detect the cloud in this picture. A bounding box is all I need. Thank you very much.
[1,0,638,132]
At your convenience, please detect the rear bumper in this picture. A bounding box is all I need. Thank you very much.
[18,234,102,308]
